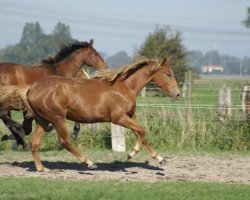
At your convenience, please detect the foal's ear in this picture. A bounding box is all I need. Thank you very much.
[160,58,167,66]
[89,39,94,46]
[160,57,171,66]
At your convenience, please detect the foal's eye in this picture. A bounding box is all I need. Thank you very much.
[167,74,171,77]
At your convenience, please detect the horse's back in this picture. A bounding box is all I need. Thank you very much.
[0,62,25,85]
[0,62,55,85]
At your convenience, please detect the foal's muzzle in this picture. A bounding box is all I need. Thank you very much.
[172,92,180,101]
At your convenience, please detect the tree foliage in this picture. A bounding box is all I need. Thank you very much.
[0,22,73,64]
[106,51,131,68]
[188,50,250,75]
[136,26,189,83]
[188,50,204,73]
[243,7,250,28]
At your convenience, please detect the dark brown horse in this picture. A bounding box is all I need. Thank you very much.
[0,58,180,171]
[0,39,107,149]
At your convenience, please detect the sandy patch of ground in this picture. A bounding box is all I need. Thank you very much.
[0,151,249,184]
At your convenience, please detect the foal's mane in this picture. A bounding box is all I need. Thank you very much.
[41,40,89,64]
[93,59,160,83]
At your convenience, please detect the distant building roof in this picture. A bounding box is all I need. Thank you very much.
[202,65,224,73]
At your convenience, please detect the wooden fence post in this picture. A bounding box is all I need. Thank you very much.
[111,123,126,152]
[182,72,188,98]
[241,86,250,119]
[141,87,146,97]
[218,85,231,121]
[187,70,192,106]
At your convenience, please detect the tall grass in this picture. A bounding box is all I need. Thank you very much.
[0,106,249,152]
[130,107,250,151]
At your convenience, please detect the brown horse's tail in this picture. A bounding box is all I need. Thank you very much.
[0,85,34,116]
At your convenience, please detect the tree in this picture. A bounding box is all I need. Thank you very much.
[0,22,73,65]
[136,26,189,83]
[204,50,221,65]
[243,7,250,28]
[220,55,240,75]
[188,50,204,72]
[106,51,131,68]
[20,22,44,46]
[52,22,72,44]
[242,57,250,75]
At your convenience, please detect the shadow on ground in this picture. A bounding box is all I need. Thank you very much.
[0,160,164,173]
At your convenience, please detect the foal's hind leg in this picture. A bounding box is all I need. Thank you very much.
[30,124,47,172]
[53,119,96,169]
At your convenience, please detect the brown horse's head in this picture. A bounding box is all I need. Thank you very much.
[83,39,108,70]
[152,58,180,100]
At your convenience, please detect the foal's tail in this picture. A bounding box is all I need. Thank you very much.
[0,85,34,116]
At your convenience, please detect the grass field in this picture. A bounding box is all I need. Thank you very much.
[0,177,249,200]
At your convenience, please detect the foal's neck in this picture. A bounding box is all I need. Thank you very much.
[57,49,86,77]
[122,66,153,97]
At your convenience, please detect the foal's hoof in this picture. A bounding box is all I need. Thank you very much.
[1,135,8,141]
[23,144,30,151]
[71,134,77,142]
[127,154,132,161]
[159,158,167,165]
[1,135,12,141]
[37,167,50,172]
[88,163,98,170]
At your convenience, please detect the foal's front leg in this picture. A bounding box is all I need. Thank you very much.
[116,114,166,164]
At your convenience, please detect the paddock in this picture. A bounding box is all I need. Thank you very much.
[0,150,249,184]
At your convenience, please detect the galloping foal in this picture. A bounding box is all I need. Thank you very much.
[0,58,180,172]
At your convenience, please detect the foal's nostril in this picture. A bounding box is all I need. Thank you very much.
[174,93,180,100]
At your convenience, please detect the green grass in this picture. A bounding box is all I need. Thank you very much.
[0,177,249,200]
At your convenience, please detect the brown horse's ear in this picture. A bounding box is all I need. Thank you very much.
[89,39,94,46]
[160,58,167,66]
[154,58,167,71]
[162,57,172,66]
[152,57,171,72]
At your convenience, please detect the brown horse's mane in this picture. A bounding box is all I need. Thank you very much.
[93,59,161,83]
[41,40,89,64]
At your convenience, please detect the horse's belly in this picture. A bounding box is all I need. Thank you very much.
[66,108,110,123]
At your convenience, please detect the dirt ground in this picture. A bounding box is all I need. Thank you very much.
[0,151,249,184]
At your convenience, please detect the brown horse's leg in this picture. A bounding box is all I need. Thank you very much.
[117,114,165,163]
[1,109,29,150]
[22,111,33,135]
[29,124,47,172]
[53,119,96,169]
[71,122,80,141]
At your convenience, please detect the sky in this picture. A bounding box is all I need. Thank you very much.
[0,0,250,58]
